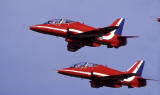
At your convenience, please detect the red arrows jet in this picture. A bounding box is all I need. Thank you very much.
[30,18,137,52]
[157,17,160,22]
[57,60,149,88]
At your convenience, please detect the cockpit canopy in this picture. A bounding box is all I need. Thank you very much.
[70,62,98,68]
[44,19,75,24]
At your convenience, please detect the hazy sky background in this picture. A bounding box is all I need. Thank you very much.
[0,0,160,95]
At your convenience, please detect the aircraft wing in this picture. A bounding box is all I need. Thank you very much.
[68,26,119,38]
[91,72,138,81]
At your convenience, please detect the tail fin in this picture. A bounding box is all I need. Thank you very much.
[110,18,125,35]
[126,60,145,77]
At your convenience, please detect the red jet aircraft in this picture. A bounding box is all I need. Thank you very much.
[57,60,150,88]
[30,18,137,52]
[157,17,160,22]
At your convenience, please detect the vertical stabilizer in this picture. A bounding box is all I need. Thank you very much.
[110,18,125,35]
[126,60,145,77]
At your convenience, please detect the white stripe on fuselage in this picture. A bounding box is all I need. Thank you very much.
[98,18,123,40]
[123,76,135,82]
[69,29,83,33]
[62,69,108,77]
[123,61,143,82]
[34,26,83,33]
[100,30,116,40]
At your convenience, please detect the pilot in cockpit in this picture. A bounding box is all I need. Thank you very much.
[59,19,63,24]
[74,64,79,68]
[84,62,88,67]
[48,21,55,24]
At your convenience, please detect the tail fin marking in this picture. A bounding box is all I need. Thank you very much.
[126,60,145,77]
[110,18,125,35]
[102,18,125,40]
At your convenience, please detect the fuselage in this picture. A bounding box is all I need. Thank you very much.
[30,22,95,36]
[58,64,123,79]
[57,63,146,88]
[30,20,124,48]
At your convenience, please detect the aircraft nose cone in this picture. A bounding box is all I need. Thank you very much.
[57,69,69,75]
[29,25,37,31]
[57,69,64,74]
[29,24,47,33]
[56,70,60,73]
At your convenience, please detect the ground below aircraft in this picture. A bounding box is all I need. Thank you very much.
[57,60,152,88]
[30,18,137,52]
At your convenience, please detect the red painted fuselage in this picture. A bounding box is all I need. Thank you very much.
[57,61,147,88]
[30,18,135,52]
